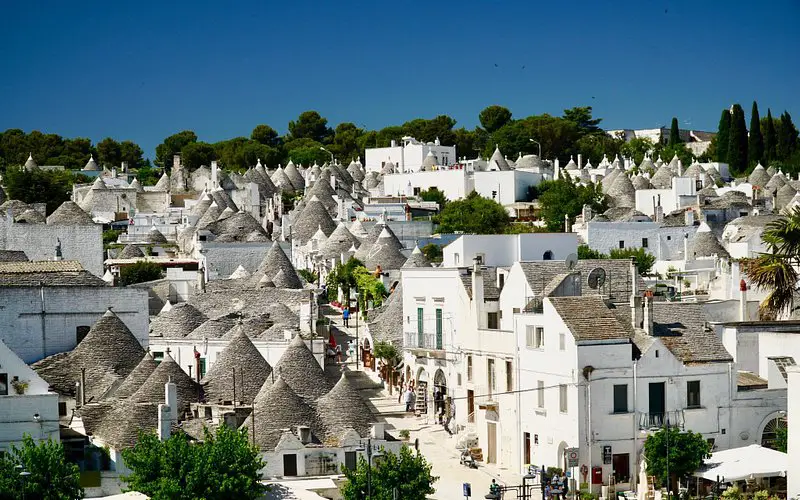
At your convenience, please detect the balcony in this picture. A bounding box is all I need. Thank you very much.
[638,410,685,431]
[404,332,443,350]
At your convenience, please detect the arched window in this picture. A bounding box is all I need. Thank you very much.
[543,250,554,260]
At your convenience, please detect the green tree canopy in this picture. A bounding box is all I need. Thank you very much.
[609,247,656,275]
[155,130,197,170]
[4,166,89,214]
[284,137,328,166]
[250,124,280,147]
[0,434,83,500]
[326,257,364,306]
[620,137,655,165]
[122,426,265,500]
[777,111,798,162]
[562,106,603,136]
[479,105,513,133]
[764,109,777,163]
[749,102,764,168]
[340,446,437,500]
[120,140,146,170]
[669,117,681,146]
[180,141,216,170]
[330,122,365,163]
[727,104,749,176]
[288,111,332,143]
[577,244,607,260]
[421,243,443,263]
[436,192,510,234]
[537,177,606,232]
[97,137,122,168]
[716,108,731,163]
[643,427,711,492]
[418,187,447,209]
[120,261,164,286]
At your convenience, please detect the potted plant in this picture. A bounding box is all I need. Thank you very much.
[11,379,29,395]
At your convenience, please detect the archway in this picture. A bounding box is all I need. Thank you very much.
[433,369,448,418]
[362,337,372,371]
[543,250,554,260]
[556,441,568,472]
[416,367,429,384]
[760,414,787,450]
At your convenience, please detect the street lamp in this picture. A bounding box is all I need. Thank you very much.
[320,147,334,164]
[356,438,383,498]
[529,139,542,158]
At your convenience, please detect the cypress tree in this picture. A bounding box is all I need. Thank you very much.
[669,117,681,146]
[716,109,730,163]
[727,104,748,176]
[764,109,777,163]
[778,111,798,161]
[748,101,763,168]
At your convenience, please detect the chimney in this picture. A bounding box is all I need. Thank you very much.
[471,258,484,322]
[684,233,690,261]
[371,422,386,440]
[554,158,560,180]
[173,154,182,170]
[297,425,312,444]
[739,279,749,321]
[121,161,128,173]
[390,139,397,148]
[158,404,171,440]
[684,209,693,226]
[80,368,86,406]
[54,238,63,261]
[578,154,583,169]
[643,291,654,335]
[582,204,593,223]
[111,167,117,178]
[564,214,571,233]
[655,203,664,223]
[211,161,218,188]
[330,175,336,191]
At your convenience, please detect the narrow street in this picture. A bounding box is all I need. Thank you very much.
[323,306,525,500]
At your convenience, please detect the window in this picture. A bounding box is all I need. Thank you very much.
[467,356,473,381]
[152,351,164,364]
[559,333,566,351]
[499,274,505,290]
[454,253,460,265]
[413,187,421,196]
[487,359,496,398]
[58,402,67,416]
[543,250,554,260]
[506,361,513,392]
[537,381,545,408]
[655,350,659,358]
[613,384,628,413]
[76,326,91,344]
[199,358,207,378]
[487,312,499,330]
[687,380,701,408]
[435,309,443,349]
[457,373,462,386]
[667,235,672,241]
[417,307,424,346]
[0,373,7,396]
[642,238,649,248]
[619,240,625,249]
[513,307,520,314]
[526,326,544,348]
[559,384,568,413]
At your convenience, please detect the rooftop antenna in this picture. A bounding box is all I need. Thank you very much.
[588,267,607,291]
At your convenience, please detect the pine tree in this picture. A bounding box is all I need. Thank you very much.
[727,104,748,176]
[748,101,764,168]
[764,109,777,163]
[669,117,681,146]
[716,109,731,163]
[778,111,798,162]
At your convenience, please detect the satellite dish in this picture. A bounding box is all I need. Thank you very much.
[565,253,578,271]
[588,268,607,290]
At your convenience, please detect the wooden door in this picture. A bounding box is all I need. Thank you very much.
[487,422,497,464]
[467,390,475,423]
[283,454,298,476]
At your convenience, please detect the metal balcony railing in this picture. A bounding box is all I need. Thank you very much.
[404,332,443,350]
[638,410,684,431]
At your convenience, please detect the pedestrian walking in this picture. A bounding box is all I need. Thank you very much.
[342,306,350,327]
[404,386,414,412]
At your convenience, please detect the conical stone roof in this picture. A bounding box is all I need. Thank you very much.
[91,177,108,190]
[776,183,797,209]
[489,146,509,171]
[601,168,620,191]
[190,193,214,218]
[368,283,404,345]
[639,157,656,175]
[748,163,771,188]
[632,175,652,190]
[284,161,305,191]
[689,223,729,259]
[196,202,223,230]
[153,173,170,191]
[187,313,241,339]
[364,228,407,270]
[250,241,302,288]
[210,189,238,212]
[274,335,332,400]
[201,328,272,404]
[354,223,399,261]
[403,245,432,268]
[33,309,145,400]
[606,173,636,208]
[291,196,336,245]
[117,244,145,259]
[149,303,208,338]
[147,227,168,244]
[110,352,158,400]
[130,353,202,412]
[765,173,787,193]
[15,208,46,224]
[271,167,295,194]
[650,164,676,189]
[683,162,704,178]
[82,155,98,171]
[316,373,375,444]
[348,219,369,240]
[243,376,322,450]
[47,201,94,225]
[319,223,359,260]
[129,178,144,193]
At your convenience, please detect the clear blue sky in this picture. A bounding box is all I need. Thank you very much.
[2,0,798,159]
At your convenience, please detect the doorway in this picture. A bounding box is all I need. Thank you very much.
[344,451,357,471]
[467,390,475,423]
[283,454,298,476]
[612,453,630,483]
[648,382,665,426]
[487,422,497,464]
[523,432,531,465]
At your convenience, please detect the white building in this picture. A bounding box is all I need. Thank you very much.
[442,233,578,267]
[0,339,59,452]
[583,219,697,261]
[365,137,456,173]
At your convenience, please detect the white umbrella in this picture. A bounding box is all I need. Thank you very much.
[694,444,787,482]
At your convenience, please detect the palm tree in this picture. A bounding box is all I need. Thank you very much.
[742,207,800,319]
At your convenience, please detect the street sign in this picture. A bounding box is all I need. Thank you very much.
[566,448,579,467]
[463,482,472,497]
[603,445,612,464]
